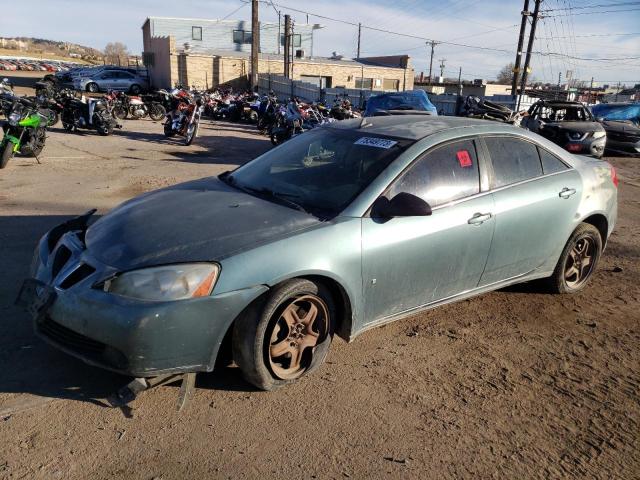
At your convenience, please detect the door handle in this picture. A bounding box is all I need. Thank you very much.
[468,212,492,225]
[559,187,577,199]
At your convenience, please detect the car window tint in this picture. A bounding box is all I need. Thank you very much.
[538,147,569,174]
[389,139,480,208]
[484,137,542,188]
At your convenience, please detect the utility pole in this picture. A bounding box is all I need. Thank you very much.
[588,76,594,104]
[556,71,562,99]
[517,0,541,110]
[277,11,281,55]
[250,0,259,90]
[512,0,530,96]
[439,58,446,79]
[427,40,438,84]
[283,14,291,78]
[357,23,362,59]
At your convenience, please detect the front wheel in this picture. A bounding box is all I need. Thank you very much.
[129,84,141,95]
[0,142,14,169]
[112,105,128,120]
[233,279,335,391]
[184,120,199,145]
[546,223,602,294]
[47,110,59,127]
[86,82,99,93]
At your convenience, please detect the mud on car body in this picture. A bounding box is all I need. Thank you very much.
[19,116,618,392]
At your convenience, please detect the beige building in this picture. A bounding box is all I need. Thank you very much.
[142,18,414,91]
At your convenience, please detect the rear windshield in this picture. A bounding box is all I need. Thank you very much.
[224,127,413,218]
[591,104,640,122]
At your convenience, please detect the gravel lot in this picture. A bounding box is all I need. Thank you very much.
[0,107,638,479]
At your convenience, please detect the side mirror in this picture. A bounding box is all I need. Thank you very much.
[371,192,432,218]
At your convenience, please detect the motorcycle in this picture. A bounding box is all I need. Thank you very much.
[108,92,166,121]
[60,92,120,136]
[163,91,203,145]
[0,97,48,168]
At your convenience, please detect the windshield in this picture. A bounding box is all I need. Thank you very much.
[591,104,640,123]
[365,90,437,116]
[223,127,412,218]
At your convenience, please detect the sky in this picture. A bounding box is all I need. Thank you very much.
[3,0,640,87]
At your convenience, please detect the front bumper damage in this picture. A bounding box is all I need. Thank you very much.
[19,212,267,378]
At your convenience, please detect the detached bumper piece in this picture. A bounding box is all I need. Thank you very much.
[107,372,197,412]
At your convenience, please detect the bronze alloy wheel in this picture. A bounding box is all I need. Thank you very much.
[267,294,329,380]
[564,236,596,289]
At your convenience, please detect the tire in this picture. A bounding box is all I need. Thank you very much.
[47,110,59,127]
[0,142,13,169]
[62,122,74,132]
[96,120,113,136]
[185,121,199,146]
[86,82,99,93]
[163,121,175,137]
[545,223,602,294]
[233,278,335,391]
[27,128,46,157]
[270,131,281,146]
[129,84,141,95]
[148,104,166,121]
[248,110,259,123]
[112,105,128,120]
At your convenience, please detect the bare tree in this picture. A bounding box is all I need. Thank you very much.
[104,42,129,66]
[497,63,517,85]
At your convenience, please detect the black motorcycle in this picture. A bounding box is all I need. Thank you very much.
[61,92,120,136]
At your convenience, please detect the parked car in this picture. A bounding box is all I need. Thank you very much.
[591,102,640,156]
[364,89,438,116]
[521,100,606,158]
[72,69,148,94]
[19,116,617,391]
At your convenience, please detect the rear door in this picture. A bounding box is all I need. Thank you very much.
[478,135,582,285]
[361,138,495,323]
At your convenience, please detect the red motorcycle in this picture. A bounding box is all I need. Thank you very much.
[163,90,204,145]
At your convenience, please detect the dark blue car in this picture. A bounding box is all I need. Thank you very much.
[365,90,438,117]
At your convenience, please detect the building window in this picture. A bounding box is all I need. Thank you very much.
[192,26,202,41]
[383,78,399,91]
[355,77,373,89]
[233,29,253,44]
[280,34,302,48]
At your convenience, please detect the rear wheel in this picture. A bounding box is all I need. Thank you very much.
[129,84,141,95]
[95,119,113,136]
[546,223,602,294]
[0,142,13,168]
[233,278,335,391]
[112,105,128,120]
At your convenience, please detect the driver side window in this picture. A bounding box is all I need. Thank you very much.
[388,139,481,208]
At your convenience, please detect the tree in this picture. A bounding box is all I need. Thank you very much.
[104,42,129,66]
[497,63,517,85]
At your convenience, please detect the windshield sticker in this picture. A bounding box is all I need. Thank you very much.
[456,150,473,167]
[354,137,398,149]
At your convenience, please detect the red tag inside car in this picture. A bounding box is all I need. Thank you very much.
[457,150,472,167]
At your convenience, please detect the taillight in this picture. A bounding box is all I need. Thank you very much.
[610,164,619,188]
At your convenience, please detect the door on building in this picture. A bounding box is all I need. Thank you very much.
[299,75,332,89]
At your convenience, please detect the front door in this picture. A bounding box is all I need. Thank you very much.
[362,138,495,324]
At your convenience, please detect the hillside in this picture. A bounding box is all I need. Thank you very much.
[0,37,103,62]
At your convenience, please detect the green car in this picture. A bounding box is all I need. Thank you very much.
[19,116,618,391]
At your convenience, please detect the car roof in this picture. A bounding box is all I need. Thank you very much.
[326,115,514,141]
[536,100,584,107]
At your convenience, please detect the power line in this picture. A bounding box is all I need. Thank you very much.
[543,7,640,15]
[541,1,640,11]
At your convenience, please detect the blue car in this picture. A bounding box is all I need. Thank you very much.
[364,90,438,117]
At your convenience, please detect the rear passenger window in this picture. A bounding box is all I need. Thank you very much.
[484,137,542,188]
[389,139,480,207]
[538,147,569,174]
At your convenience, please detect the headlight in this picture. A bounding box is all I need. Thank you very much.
[104,263,219,301]
[568,131,585,141]
[592,130,606,139]
[8,111,21,126]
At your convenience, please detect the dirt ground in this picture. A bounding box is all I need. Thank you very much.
[0,96,638,479]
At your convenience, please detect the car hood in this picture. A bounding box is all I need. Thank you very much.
[543,121,604,133]
[85,177,322,270]
[602,120,640,134]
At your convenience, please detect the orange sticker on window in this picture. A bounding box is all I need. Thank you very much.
[457,150,472,167]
